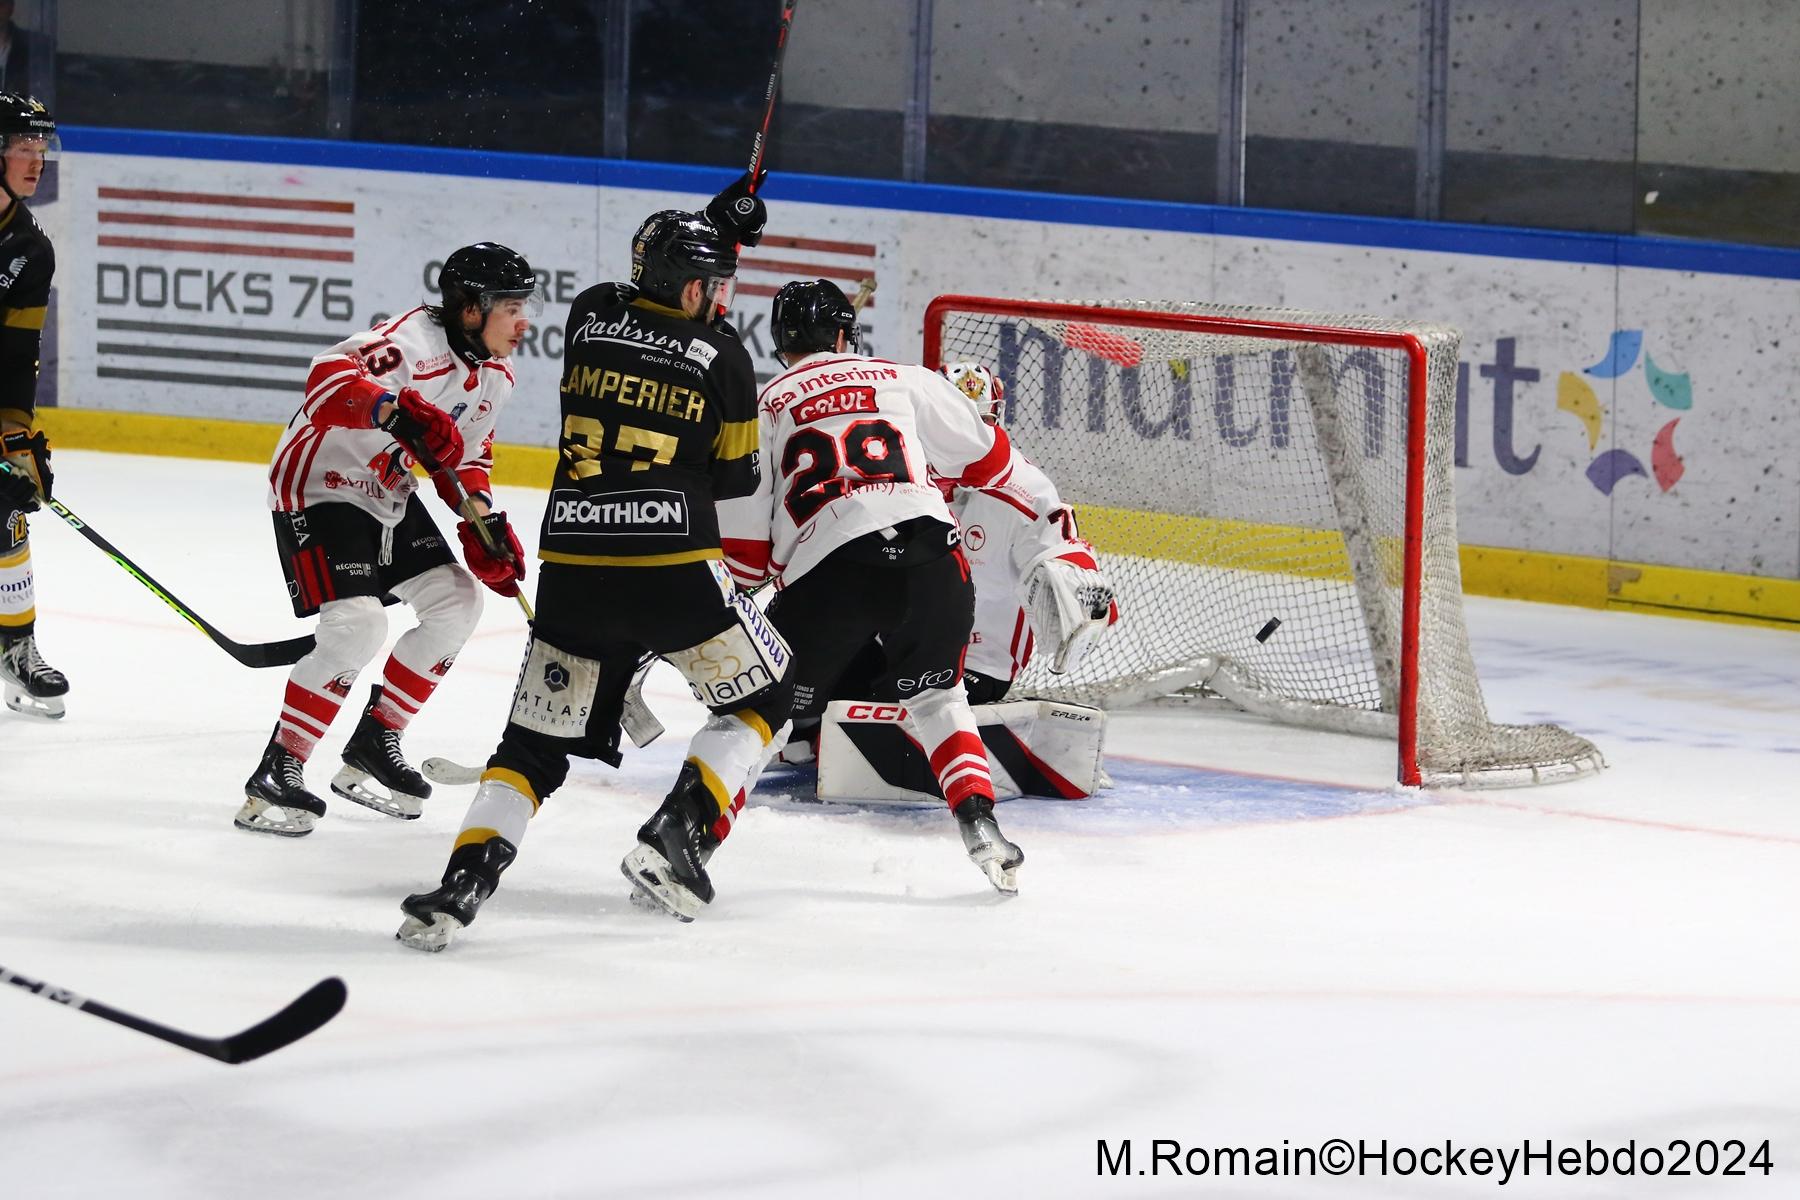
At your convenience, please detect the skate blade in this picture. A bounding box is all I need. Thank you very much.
[234,795,316,837]
[422,756,483,786]
[5,687,65,720]
[331,766,423,819]
[396,911,463,952]
[978,858,1020,895]
[620,845,704,923]
[963,830,1023,896]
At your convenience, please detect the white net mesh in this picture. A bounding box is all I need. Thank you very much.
[927,296,1602,788]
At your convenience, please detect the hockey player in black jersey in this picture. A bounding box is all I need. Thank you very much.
[398,177,794,950]
[0,93,65,719]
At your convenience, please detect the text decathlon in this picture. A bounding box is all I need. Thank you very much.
[553,498,685,526]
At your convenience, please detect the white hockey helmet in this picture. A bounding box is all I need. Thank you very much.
[940,361,1007,424]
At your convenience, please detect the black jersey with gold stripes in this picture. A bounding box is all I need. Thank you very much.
[539,282,760,567]
[0,197,53,428]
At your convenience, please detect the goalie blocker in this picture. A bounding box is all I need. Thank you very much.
[816,698,1106,804]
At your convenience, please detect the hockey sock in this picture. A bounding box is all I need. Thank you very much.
[685,709,780,841]
[372,654,444,732]
[903,686,995,810]
[0,535,33,636]
[276,596,387,759]
[459,772,537,850]
[378,564,482,730]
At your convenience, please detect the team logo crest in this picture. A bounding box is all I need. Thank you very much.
[324,671,356,698]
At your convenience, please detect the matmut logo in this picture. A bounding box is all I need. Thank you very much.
[792,385,877,426]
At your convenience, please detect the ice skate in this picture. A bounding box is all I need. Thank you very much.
[954,795,1023,895]
[621,765,716,922]
[0,631,68,719]
[396,835,516,952]
[236,739,327,837]
[332,687,430,819]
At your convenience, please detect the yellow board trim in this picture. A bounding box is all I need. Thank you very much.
[30,408,1800,630]
[453,825,503,851]
[3,305,47,331]
[538,547,724,568]
[686,755,733,817]
[477,767,541,811]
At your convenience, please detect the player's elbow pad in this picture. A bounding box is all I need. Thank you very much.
[312,374,390,429]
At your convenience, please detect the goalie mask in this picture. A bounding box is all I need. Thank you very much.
[940,362,1007,424]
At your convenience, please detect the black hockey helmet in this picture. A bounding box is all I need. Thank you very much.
[0,93,56,147]
[771,279,860,359]
[438,242,540,316]
[630,209,738,309]
[0,93,57,202]
[434,242,540,362]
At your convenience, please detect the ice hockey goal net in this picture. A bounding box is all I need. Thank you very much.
[923,295,1602,788]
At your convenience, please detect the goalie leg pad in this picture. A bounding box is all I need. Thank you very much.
[817,699,1107,804]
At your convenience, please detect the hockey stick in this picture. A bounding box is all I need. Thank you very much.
[423,651,665,786]
[747,1,799,188]
[0,964,346,1065]
[1,464,316,669]
[428,464,536,622]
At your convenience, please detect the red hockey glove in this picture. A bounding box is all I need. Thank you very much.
[458,511,526,597]
[379,387,464,470]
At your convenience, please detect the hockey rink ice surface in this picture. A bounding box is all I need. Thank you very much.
[4,451,1797,1199]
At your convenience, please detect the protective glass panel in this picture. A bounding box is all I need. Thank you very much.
[1442,0,1638,232]
[1242,0,1420,217]
[927,0,1222,202]
[1634,0,1800,247]
[770,0,910,180]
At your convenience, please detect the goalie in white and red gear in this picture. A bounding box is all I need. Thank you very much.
[719,279,1023,893]
[936,361,1120,701]
[238,243,542,838]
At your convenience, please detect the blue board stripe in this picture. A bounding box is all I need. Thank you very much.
[62,126,1800,281]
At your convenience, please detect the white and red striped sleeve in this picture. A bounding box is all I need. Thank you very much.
[910,366,1012,487]
[301,310,426,428]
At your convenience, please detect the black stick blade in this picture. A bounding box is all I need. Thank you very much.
[230,633,317,669]
[216,977,347,1064]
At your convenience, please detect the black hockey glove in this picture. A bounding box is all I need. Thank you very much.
[0,429,52,511]
[705,169,769,247]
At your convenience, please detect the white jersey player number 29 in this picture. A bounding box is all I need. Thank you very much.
[780,397,913,523]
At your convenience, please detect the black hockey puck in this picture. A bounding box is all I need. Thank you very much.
[1254,617,1282,643]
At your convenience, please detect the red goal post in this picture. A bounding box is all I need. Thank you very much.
[923,294,1603,788]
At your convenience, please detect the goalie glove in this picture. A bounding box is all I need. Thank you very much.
[0,429,52,510]
[1023,556,1116,675]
